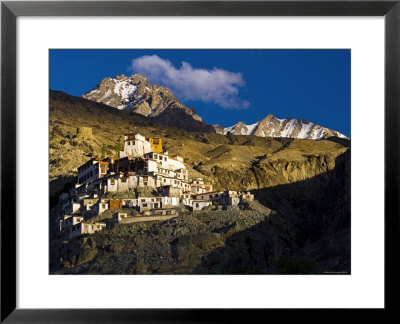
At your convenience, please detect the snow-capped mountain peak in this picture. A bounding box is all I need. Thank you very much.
[222,114,348,140]
[82,74,216,133]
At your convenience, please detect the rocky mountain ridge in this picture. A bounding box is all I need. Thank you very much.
[82,74,348,140]
[82,74,215,133]
[222,114,349,140]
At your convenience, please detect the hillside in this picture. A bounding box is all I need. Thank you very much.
[49,90,350,274]
[50,90,348,194]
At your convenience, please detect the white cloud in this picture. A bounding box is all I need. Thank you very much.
[130,55,250,109]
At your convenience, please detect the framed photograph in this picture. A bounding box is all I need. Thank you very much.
[1,0,399,322]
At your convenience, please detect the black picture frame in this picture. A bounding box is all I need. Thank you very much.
[1,0,399,322]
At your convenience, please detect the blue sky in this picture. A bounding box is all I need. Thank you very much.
[50,49,350,136]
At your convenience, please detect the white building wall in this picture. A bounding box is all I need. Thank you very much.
[192,200,212,211]
[128,199,138,207]
[137,197,162,212]
[165,157,185,171]
[93,202,109,215]
[106,175,146,192]
[193,192,223,201]
[144,153,186,171]
[106,178,119,192]
[137,175,156,188]
[69,222,106,239]
[146,159,158,173]
[77,160,101,185]
[63,202,81,215]
[160,196,179,208]
[113,212,128,222]
[60,215,84,231]
[181,197,192,206]
[123,134,152,157]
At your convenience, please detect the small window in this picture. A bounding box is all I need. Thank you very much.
[143,203,147,207]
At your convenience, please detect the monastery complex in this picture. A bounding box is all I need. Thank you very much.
[58,132,254,239]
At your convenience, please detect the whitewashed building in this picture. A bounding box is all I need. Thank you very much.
[77,159,109,186]
[59,215,84,231]
[62,201,81,216]
[92,200,109,215]
[159,196,179,208]
[137,196,162,212]
[143,152,186,171]
[103,173,156,193]
[192,200,212,211]
[216,190,241,206]
[113,212,129,223]
[69,221,106,239]
[192,191,224,202]
[119,133,152,158]
[190,178,214,194]
[240,192,255,201]
[81,198,98,213]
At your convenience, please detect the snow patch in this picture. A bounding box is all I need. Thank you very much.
[114,80,137,100]
[223,125,235,134]
[224,122,259,135]
[298,121,314,139]
[246,122,259,135]
[311,127,326,140]
[281,119,297,137]
[99,89,112,102]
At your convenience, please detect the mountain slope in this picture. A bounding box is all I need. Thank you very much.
[49,90,350,274]
[220,114,349,140]
[50,90,349,195]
